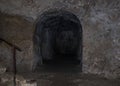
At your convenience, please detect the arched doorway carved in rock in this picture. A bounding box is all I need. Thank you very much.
[33,10,82,71]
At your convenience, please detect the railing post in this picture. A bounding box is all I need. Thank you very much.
[13,46,16,86]
[0,38,22,86]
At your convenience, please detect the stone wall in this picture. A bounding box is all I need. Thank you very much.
[0,12,34,72]
[0,0,120,79]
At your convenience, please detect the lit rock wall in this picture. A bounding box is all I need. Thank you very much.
[0,0,120,78]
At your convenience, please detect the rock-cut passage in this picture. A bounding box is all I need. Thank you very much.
[34,11,82,66]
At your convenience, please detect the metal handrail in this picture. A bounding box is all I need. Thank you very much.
[0,38,22,86]
[0,38,21,51]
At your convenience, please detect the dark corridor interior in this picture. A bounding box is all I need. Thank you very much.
[34,11,82,70]
[42,17,81,65]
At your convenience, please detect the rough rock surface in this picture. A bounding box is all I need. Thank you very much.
[0,0,120,79]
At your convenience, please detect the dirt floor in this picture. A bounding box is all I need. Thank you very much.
[17,72,120,86]
[20,65,120,86]
[0,65,120,86]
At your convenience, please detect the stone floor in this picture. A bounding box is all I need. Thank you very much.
[0,65,120,86]
[19,72,120,86]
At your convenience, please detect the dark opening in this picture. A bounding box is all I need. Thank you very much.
[34,10,82,68]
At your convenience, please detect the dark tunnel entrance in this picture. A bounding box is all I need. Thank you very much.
[50,18,81,64]
[33,10,82,69]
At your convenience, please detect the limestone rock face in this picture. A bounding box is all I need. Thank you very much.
[0,12,34,72]
[0,0,120,79]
